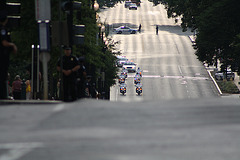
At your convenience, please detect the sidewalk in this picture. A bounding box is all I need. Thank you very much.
[0,99,62,105]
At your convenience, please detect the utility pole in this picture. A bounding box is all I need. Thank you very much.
[35,0,51,100]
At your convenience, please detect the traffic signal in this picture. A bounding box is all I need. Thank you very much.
[73,25,84,45]
[61,1,82,12]
[6,2,21,29]
[61,1,84,45]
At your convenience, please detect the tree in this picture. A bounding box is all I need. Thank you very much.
[8,0,118,99]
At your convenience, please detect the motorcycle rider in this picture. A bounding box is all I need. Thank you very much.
[136,67,142,77]
[135,83,142,95]
[120,83,127,95]
[119,74,125,84]
[134,74,141,84]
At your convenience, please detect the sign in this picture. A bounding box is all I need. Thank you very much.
[39,22,50,51]
[35,0,51,21]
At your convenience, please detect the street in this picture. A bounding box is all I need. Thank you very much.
[98,0,219,101]
[1,99,240,160]
[1,1,240,160]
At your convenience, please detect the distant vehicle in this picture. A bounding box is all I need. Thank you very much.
[125,1,131,8]
[120,83,127,95]
[134,74,141,84]
[121,69,128,79]
[118,75,126,84]
[114,26,137,34]
[135,83,142,95]
[129,3,137,10]
[131,0,141,6]
[123,61,136,72]
[215,70,235,80]
[136,67,142,76]
[116,56,128,67]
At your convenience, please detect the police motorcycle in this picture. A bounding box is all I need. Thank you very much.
[134,73,141,84]
[121,68,128,79]
[135,83,142,95]
[120,83,127,95]
[118,74,126,84]
[136,67,142,77]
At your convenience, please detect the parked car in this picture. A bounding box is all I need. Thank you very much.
[114,26,137,34]
[215,70,235,80]
[129,3,137,10]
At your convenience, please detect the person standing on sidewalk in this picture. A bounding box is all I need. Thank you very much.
[0,12,17,99]
[156,25,159,35]
[57,46,80,101]
[12,75,22,100]
[25,79,31,100]
[138,24,142,33]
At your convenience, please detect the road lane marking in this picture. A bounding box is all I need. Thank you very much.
[128,75,208,80]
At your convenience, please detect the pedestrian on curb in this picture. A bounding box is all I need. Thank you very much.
[12,75,22,100]
[0,12,17,99]
[156,25,158,35]
[57,46,80,102]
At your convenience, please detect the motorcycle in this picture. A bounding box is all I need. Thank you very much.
[136,68,142,77]
[118,75,126,84]
[120,83,127,95]
[121,69,128,79]
[134,74,141,84]
[136,83,142,95]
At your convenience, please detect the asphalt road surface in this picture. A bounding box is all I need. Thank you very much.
[100,0,219,101]
[1,1,240,160]
[1,98,240,160]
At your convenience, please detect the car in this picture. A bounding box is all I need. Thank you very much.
[214,71,224,80]
[124,1,131,8]
[116,56,128,67]
[122,61,136,72]
[215,70,235,80]
[129,3,137,10]
[114,26,137,34]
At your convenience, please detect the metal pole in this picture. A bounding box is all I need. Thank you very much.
[67,0,73,47]
[42,52,48,100]
[31,45,35,98]
[37,45,40,93]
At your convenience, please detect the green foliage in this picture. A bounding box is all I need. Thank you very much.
[217,81,239,94]
[8,0,38,81]
[8,0,118,97]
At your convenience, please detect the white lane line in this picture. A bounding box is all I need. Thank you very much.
[0,142,43,160]
[127,75,209,80]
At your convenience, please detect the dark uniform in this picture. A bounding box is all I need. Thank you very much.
[76,57,87,98]
[57,54,79,101]
[0,23,11,99]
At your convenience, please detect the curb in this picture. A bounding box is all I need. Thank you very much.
[207,70,223,95]
[0,100,62,105]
